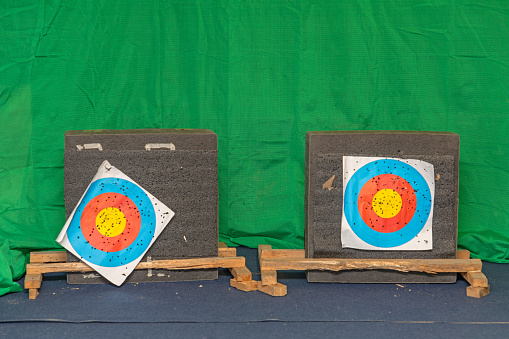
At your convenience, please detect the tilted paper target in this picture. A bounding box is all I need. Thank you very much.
[57,160,174,285]
[341,156,434,250]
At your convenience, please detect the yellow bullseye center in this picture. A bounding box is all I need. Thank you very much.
[372,189,403,218]
[95,207,126,237]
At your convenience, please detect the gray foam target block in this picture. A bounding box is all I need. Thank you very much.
[64,129,218,284]
[305,131,460,283]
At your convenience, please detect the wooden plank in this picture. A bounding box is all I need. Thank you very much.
[267,249,470,261]
[260,258,483,274]
[30,243,235,262]
[229,267,252,282]
[230,279,258,292]
[218,247,237,258]
[461,271,489,288]
[457,249,470,259]
[466,285,490,298]
[261,249,305,260]
[26,256,245,274]
[28,289,39,300]
[218,242,237,257]
[257,281,287,297]
[30,251,66,263]
[24,274,42,289]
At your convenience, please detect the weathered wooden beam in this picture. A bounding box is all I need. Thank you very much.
[457,249,470,259]
[260,257,482,274]
[30,251,66,263]
[31,244,237,261]
[218,244,237,258]
[27,256,245,275]
[263,248,470,261]
[261,249,305,260]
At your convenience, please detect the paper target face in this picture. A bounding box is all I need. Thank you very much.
[341,156,434,250]
[67,177,156,267]
[57,160,174,285]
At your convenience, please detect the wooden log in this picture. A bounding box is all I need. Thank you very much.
[466,285,490,298]
[28,289,39,300]
[461,271,489,288]
[26,256,245,274]
[229,267,252,282]
[230,279,258,292]
[260,258,482,274]
[24,274,42,289]
[30,251,66,263]
[257,281,287,297]
[457,249,471,259]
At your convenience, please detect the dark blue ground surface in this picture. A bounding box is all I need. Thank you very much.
[1,248,508,338]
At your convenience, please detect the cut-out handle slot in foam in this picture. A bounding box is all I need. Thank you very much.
[145,143,176,151]
[76,143,103,151]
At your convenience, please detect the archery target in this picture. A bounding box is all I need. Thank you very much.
[57,160,174,286]
[341,156,434,250]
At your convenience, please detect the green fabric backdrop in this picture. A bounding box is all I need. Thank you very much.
[1,0,508,296]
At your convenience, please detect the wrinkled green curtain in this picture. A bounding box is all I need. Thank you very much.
[1,0,508,296]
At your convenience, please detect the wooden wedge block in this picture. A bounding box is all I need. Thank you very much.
[257,281,287,297]
[230,267,252,282]
[461,271,489,288]
[28,289,39,300]
[466,285,490,298]
[30,251,66,263]
[230,279,258,292]
[24,274,42,289]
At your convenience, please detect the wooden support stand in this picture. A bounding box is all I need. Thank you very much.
[25,243,256,299]
[258,245,490,298]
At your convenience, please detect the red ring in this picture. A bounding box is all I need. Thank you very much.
[80,193,141,252]
[357,174,417,233]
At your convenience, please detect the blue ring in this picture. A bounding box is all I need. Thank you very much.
[343,159,432,247]
[67,177,156,267]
